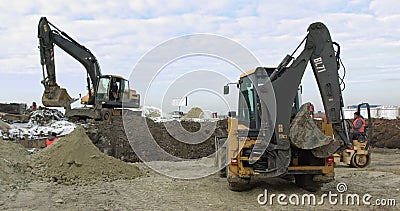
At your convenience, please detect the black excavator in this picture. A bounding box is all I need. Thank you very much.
[217,22,351,192]
[38,17,140,120]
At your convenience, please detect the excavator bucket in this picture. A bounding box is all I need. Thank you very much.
[289,102,340,158]
[42,86,75,109]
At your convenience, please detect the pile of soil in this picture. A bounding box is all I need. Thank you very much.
[85,115,398,163]
[371,118,400,148]
[0,119,10,134]
[30,126,142,185]
[146,119,227,159]
[86,116,228,162]
[314,118,400,149]
[182,107,204,119]
[180,120,201,132]
[0,137,32,185]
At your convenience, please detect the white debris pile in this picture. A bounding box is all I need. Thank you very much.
[29,109,64,124]
[142,106,162,118]
[140,106,221,123]
[3,108,76,140]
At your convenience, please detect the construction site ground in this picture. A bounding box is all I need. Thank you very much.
[0,112,399,210]
[1,146,399,210]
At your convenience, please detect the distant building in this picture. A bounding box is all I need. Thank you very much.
[346,104,381,109]
[312,105,399,120]
[343,105,400,119]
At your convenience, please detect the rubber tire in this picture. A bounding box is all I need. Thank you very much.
[228,178,251,192]
[294,175,322,192]
[102,111,111,121]
[351,153,370,168]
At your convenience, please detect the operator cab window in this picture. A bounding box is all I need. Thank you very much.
[120,79,130,102]
[97,77,110,101]
[238,76,256,129]
[109,79,121,101]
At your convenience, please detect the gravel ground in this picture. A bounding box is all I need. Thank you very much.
[1,148,399,210]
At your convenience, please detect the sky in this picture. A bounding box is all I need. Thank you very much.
[0,0,399,114]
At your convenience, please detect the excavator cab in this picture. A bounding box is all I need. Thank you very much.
[95,75,140,108]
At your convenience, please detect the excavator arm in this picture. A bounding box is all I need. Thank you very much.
[245,22,351,177]
[267,22,350,149]
[38,17,101,108]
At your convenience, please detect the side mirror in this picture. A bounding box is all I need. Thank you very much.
[224,85,230,95]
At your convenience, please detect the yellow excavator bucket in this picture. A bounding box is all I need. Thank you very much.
[42,86,75,109]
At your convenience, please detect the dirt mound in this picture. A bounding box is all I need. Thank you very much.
[0,138,32,185]
[86,116,228,162]
[30,126,142,185]
[85,120,135,162]
[314,118,400,149]
[180,120,201,132]
[182,107,204,119]
[0,119,10,135]
[371,118,400,148]
[146,119,227,159]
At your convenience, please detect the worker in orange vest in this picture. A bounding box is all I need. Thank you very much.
[349,111,366,140]
[309,103,315,118]
[27,102,37,112]
[46,132,58,147]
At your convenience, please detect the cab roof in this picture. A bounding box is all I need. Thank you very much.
[100,75,126,79]
[239,67,277,78]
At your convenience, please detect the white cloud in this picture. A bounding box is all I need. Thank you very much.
[370,0,400,17]
[0,0,399,111]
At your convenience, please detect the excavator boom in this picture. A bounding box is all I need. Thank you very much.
[38,17,101,108]
[268,22,350,151]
